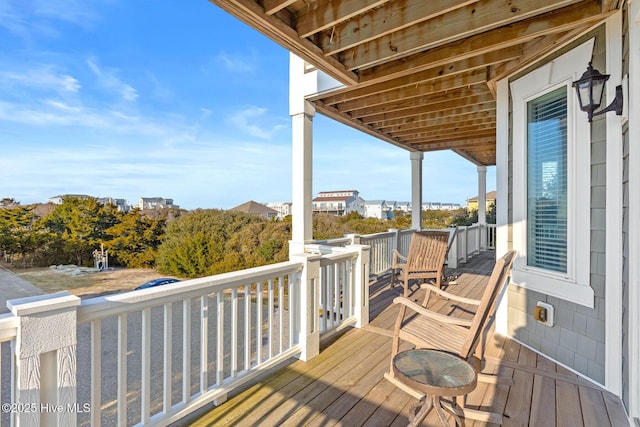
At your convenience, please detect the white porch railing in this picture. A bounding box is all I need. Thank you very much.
[487,223,497,249]
[0,223,500,427]
[335,223,495,274]
[357,229,414,277]
[2,244,369,427]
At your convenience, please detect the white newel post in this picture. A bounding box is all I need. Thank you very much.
[477,165,487,250]
[447,229,459,269]
[291,253,321,361]
[344,233,361,245]
[350,244,370,328]
[410,151,423,231]
[8,292,81,427]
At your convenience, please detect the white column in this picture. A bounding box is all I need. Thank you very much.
[289,53,315,255]
[8,292,81,427]
[494,78,510,336]
[477,165,487,250]
[410,151,423,230]
[627,1,640,419]
[604,10,623,397]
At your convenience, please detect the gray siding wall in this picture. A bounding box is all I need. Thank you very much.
[506,27,607,385]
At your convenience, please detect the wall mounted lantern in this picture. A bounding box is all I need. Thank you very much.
[572,62,623,122]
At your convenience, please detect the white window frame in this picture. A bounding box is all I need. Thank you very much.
[510,39,595,308]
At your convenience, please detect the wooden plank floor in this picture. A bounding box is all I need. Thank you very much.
[189,251,628,427]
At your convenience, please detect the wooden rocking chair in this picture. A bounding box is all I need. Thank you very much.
[385,250,517,424]
[389,230,450,297]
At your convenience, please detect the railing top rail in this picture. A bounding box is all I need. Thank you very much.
[318,250,360,267]
[0,313,18,342]
[78,260,304,324]
[308,237,351,246]
[360,231,398,240]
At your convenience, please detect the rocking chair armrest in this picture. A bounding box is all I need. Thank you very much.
[392,297,473,327]
[420,283,481,305]
[391,250,407,266]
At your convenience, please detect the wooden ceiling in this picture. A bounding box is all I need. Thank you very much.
[208,0,619,166]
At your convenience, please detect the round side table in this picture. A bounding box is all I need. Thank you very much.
[392,349,477,427]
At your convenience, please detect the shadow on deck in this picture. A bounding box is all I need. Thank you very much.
[188,251,628,427]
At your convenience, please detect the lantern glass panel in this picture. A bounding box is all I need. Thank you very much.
[577,82,592,109]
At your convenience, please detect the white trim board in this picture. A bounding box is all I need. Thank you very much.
[509,38,595,308]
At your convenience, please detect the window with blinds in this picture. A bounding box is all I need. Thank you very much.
[526,86,568,273]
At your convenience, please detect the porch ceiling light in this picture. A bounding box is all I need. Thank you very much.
[572,62,623,122]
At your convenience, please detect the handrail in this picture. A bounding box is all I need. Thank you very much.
[0,313,18,342]
[78,261,303,323]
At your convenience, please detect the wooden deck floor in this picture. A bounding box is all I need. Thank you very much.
[189,251,628,427]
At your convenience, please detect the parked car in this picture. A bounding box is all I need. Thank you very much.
[135,277,180,290]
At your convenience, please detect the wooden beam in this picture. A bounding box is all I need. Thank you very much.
[394,128,497,144]
[403,128,496,142]
[453,148,494,166]
[263,0,296,15]
[352,92,495,121]
[319,0,479,55]
[296,0,390,38]
[488,25,593,83]
[313,46,520,105]
[347,87,492,119]
[355,1,608,85]
[208,0,358,85]
[361,101,495,125]
[378,111,495,133]
[386,118,497,136]
[315,103,418,152]
[333,71,488,112]
[368,105,495,128]
[329,0,582,68]
[414,136,495,151]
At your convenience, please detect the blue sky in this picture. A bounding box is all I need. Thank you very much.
[0,0,495,210]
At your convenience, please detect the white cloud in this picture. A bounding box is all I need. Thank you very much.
[0,0,102,38]
[32,0,100,28]
[87,57,139,102]
[200,108,212,119]
[215,51,255,73]
[227,106,286,139]
[0,66,80,93]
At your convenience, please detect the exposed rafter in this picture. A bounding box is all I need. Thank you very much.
[208,0,618,166]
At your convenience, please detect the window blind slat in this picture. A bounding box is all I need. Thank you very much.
[526,87,568,273]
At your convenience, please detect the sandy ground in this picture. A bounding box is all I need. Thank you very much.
[9,264,171,298]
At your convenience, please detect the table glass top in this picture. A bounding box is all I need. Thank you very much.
[393,349,475,389]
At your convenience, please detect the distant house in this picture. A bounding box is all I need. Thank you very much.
[139,197,179,210]
[98,197,131,212]
[466,190,497,211]
[312,190,365,216]
[264,202,292,219]
[48,194,94,204]
[364,200,392,219]
[394,201,411,213]
[439,203,457,210]
[230,200,279,220]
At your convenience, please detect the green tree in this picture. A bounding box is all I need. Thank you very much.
[39,198,122,266]
[0,205,44,266]
[104,209,166,268]
[156,209,266,277]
